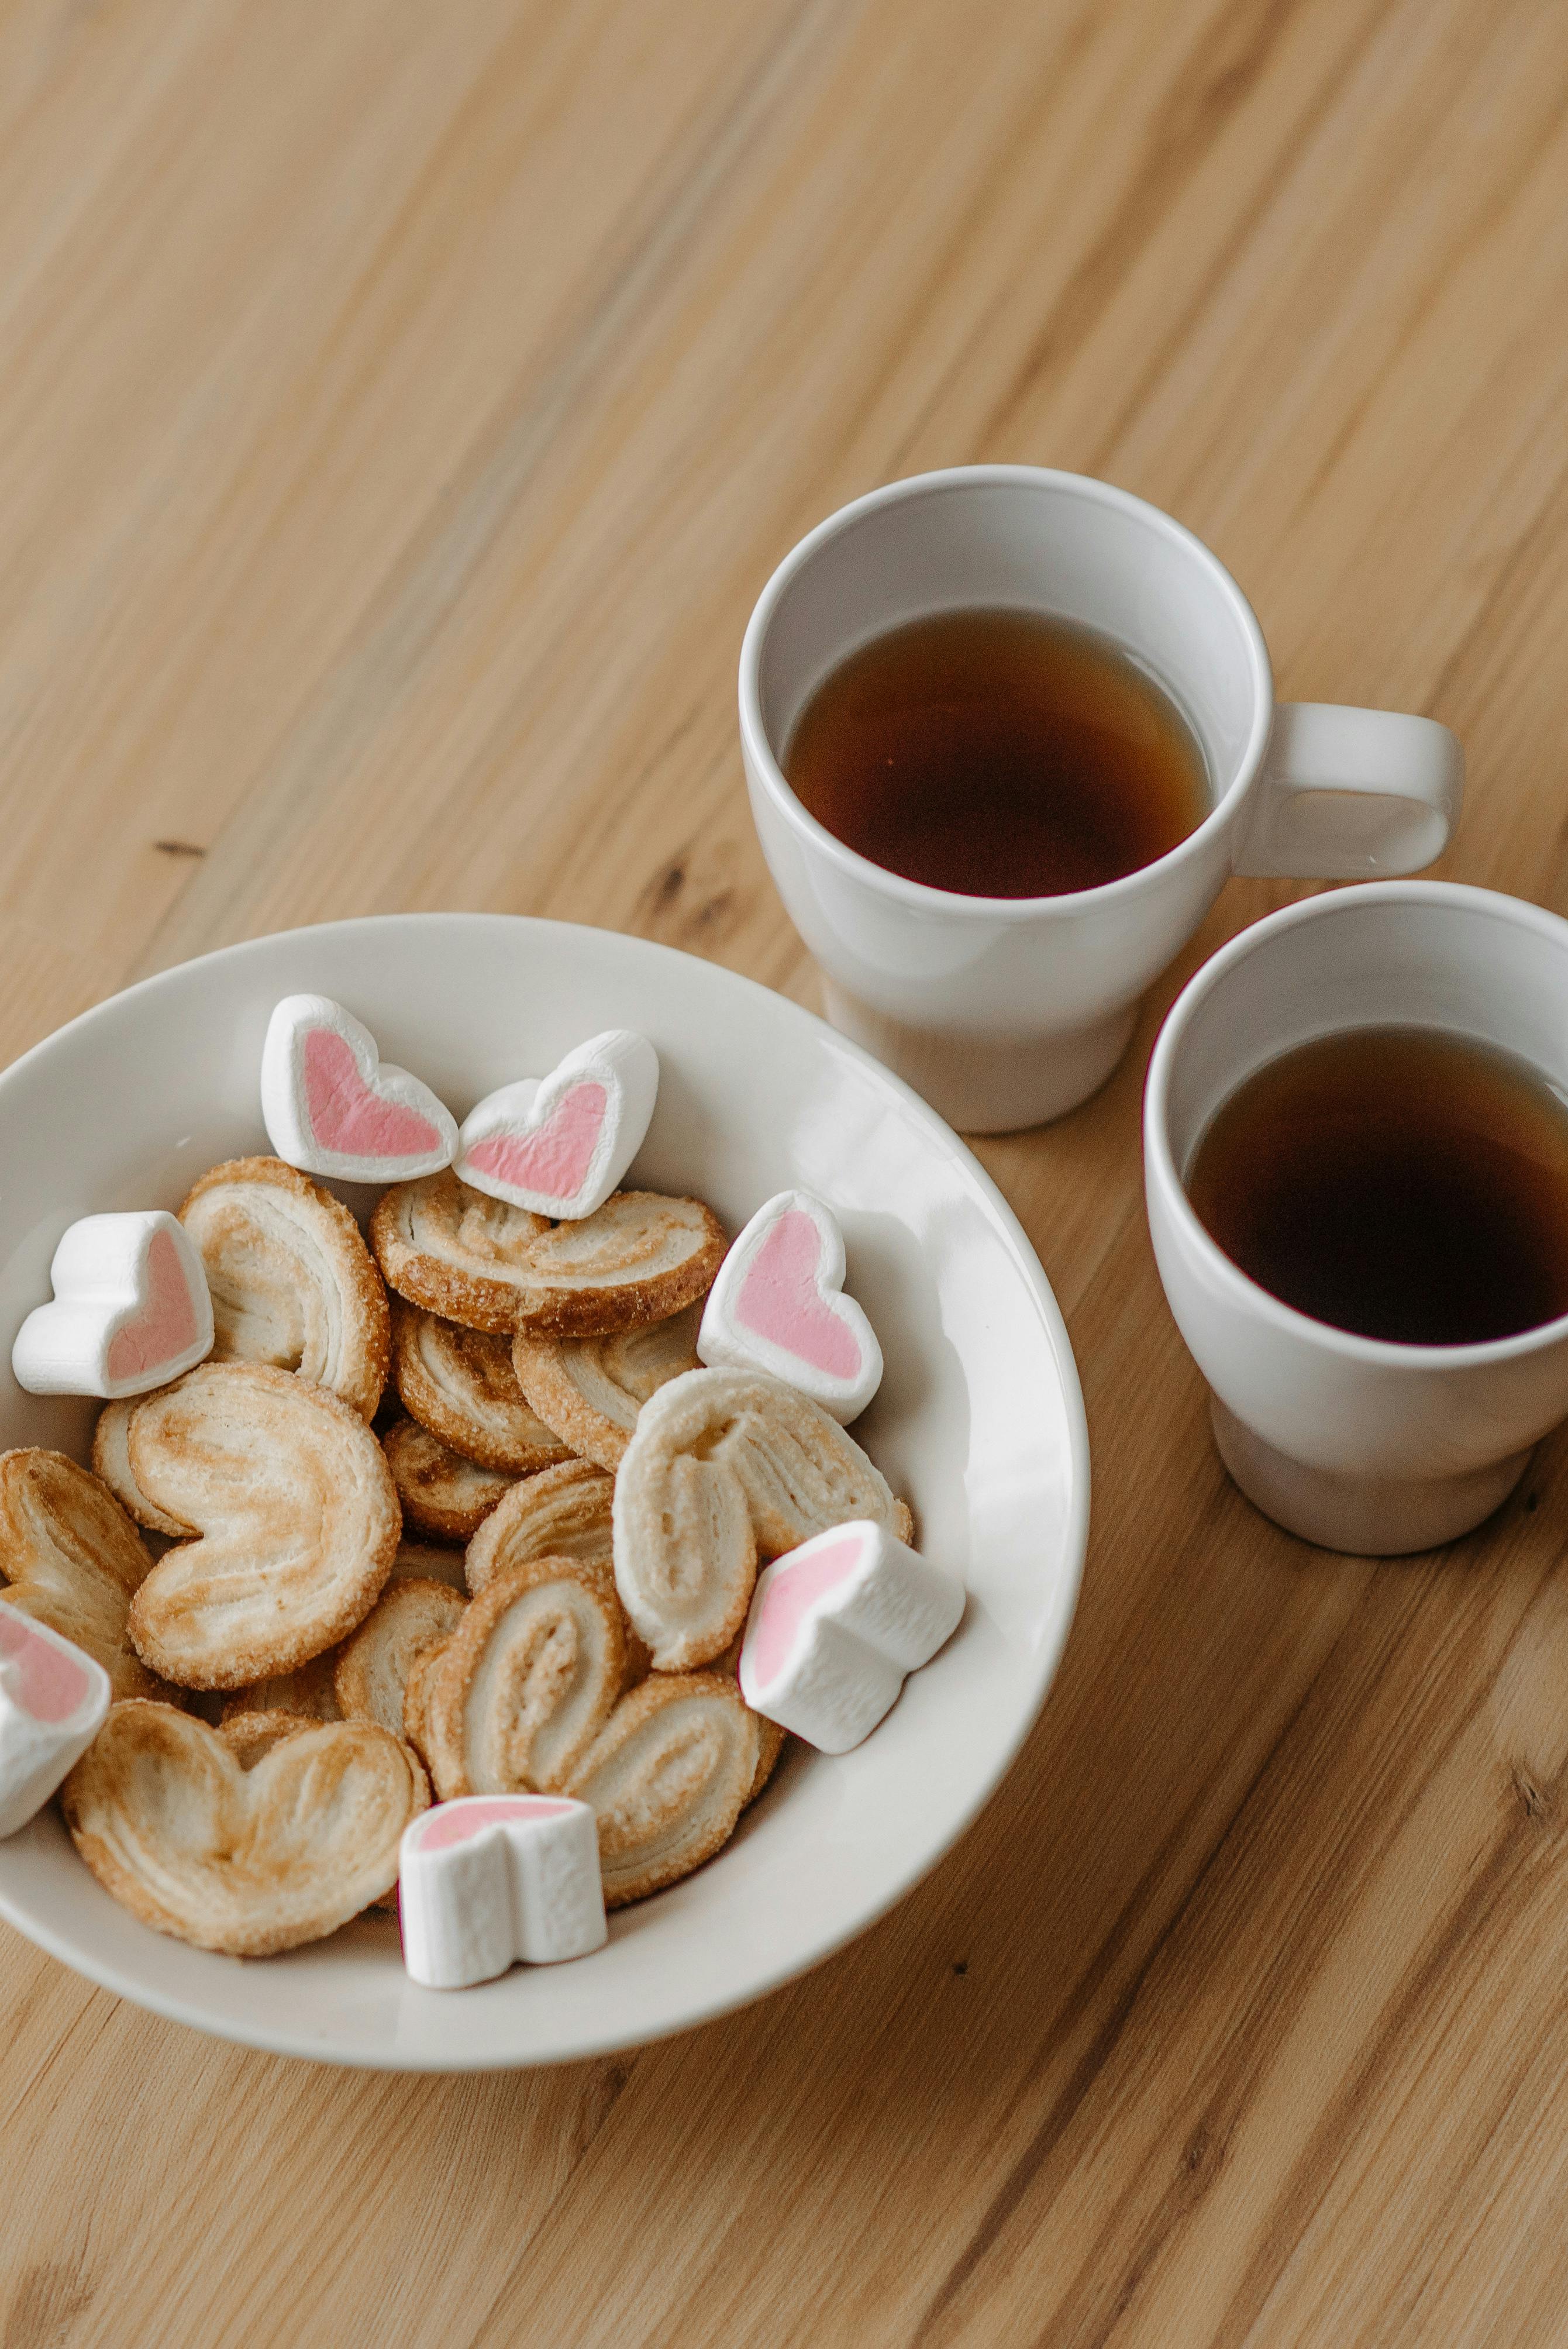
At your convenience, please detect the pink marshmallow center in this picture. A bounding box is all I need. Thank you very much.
[418,1797,577,1850]
[736,1210,861,1379]
[303,1027,440,1159]
[750,1533,866,1687]
[105,1228,200,1382]
[0,1607,91,1724]
[466,1081,607,1200]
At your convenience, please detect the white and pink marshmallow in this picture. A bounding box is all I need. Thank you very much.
[261,995,457,1184]
[698,1189,883,1423]
[0,1609,111,1838]
[454,1030,659,1220]
[12,1211,213,1400]
[399,1793,607,1989]
[738,1520,963,1754]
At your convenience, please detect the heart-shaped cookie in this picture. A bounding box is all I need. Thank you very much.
[511,1299,702,1472]
[0,1449,166,1699]
[567,1672,761,1907]
[416,1555,626,1799]
[371,1170,726,1337]
[12,1212,214,1400]
[382,1417,514,1544]
[390,1301,571,1475]
[463,1459,615,1594]
[180,1156,390,1421]
[611,1367,911,1669]
[261,994,457,1183]
[454,1031,659,1220]
[123,1362,401,1688]
[399,1793,607,1984]
[698,1190,883,1423]
[61,1700,428,1954]
[335,1576,467,1739]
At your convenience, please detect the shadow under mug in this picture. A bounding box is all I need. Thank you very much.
[739,467,1463,1132]
[1145,882,1568,1556]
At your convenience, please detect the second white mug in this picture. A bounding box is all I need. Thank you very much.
[739,466,1463,1132]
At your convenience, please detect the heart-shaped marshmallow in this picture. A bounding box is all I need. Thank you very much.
[454,1030,659,1219]
[738,1519,963,1753]
[12,1212,215,1400]
[697,1190,883,1423]
[261,994,457,1183]
[399,1793,607,1986]
[0,1609,111,1838]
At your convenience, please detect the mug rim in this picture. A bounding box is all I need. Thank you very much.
[738,464,1274,923]
[1143,879,1568,1371]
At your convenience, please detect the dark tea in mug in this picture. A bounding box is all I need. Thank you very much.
[1186,1025,1568,1346]
[784,607,1210,898]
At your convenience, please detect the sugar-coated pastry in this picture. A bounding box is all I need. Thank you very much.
[0,1449,166,1699]
[716,1632,787,1809]
[0,1610,111,1837]
[399,1794,608,1986]
[12,1211,213,1400]
[219,1649,343,1725]
[216,1707,313,1769]
[611,1367,910,1671]
[568,1672,760,1907]
[416,1556,625,1800]
[454,1031,659,1220]
[382,1417,514,1543]
[335,1577,467,1739]
[180,1156,390,1421]
[697,1190,882,1424]
[123,1363,400,1689]
[391,1300,571,1474]
[388,1537,471,1594]
[91,1400,194,1537]
[62,1700,428,1955]
[511,1300,702,1473]
[260,994,456,1183]
[371,1169,725,1337]
[463,1459,614,1595]
[738,1520,963,1753]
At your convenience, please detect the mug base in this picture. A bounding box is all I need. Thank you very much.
[1210,1397,1533,1556]
[820,984,1138,1132]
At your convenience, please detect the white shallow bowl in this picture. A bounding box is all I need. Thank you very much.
[0,916,1088,2069]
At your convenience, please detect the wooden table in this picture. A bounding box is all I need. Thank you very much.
[4,0,1567,2339]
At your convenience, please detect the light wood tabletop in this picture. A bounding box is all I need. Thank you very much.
[4,0,1568,2340]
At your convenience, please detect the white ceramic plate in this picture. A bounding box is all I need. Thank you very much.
[0,916,1088,2068]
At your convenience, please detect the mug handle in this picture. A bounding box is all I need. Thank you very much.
[1232,703,1463,880]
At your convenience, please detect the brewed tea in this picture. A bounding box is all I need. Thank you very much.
[1186,1026,1568,1346]
[784,608,1209,898]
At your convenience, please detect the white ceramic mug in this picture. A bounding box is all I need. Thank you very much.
[739,467,1463,1132]
[1145,881,1568,1555]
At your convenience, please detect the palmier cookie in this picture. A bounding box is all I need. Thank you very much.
[0,1449,166,1700]
[382,1418,512,1543]
[418,1556,626,1800]
[511,1300,702,1473]
[124,1362,400,1689]
[63,1700,428,1955]
[718,1634,787,1810]
[463,1459,613,1595]
[180,1156,390,1421]
[92,1400,193,1537]
[371,1169,725,1337]
[219,1650,343,1726]
[335,1577,467,1739]
[390,1300,571,1475]
[568,1673,760,1907]
[611,1368,911,1671]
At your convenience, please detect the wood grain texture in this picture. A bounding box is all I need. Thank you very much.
[4,0,1568,2340]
